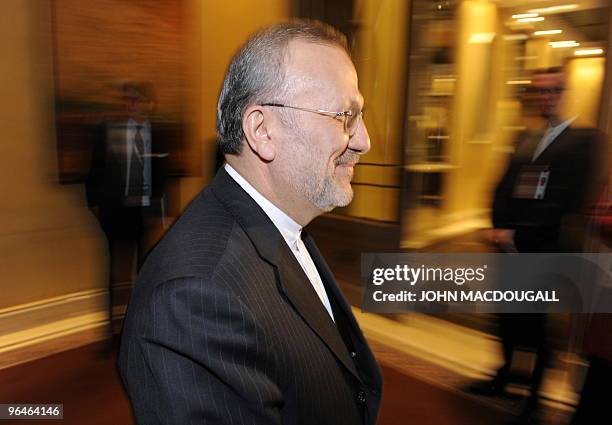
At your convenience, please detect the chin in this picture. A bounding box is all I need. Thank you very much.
[333,186,354,208]
[314,179,354,211]
[317,192,354,212]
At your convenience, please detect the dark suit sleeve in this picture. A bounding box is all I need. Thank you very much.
[492,162,518,229]
[491,132,529,229]
[85,123,106,208]
[568,130,611,212]
[558,130,611,250]
[119,276,283,425]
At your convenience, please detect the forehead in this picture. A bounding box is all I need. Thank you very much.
[284,39,362,105]
[123,89,149,102]
[532,72,564,87]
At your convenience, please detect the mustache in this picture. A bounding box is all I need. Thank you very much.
[334,151,360,166]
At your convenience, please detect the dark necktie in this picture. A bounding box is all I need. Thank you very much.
[127,126,146,196]
[134,125,145,158]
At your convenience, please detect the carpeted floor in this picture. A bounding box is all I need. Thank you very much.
[0,338,523,425]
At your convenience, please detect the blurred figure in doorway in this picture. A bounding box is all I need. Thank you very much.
[86,81,168,336]
[470,67,609,425]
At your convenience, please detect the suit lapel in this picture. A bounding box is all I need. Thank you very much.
[514,131,542,162]
[302,232,358,330]
[531,123,575,163]
[276,246,361,381]
[106,121,130,188]
[303,231,382,388]
[210,168,361,382]
[534,126,573,162]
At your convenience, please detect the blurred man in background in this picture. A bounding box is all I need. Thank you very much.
[472,67,610,425]
[491,67,608,253]
[86,81,168,335]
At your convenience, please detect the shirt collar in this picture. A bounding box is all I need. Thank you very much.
[546,115,577,133]
[128,118,150,129]
[224,163,302,248]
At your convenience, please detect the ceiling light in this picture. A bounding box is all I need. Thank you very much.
[549,40,580,48]
[574,49,604,56]
[518,17,545,23]
[534,30,563,36]
[506,80,532,85]
[512,13,539,19]
[529,4,578,14]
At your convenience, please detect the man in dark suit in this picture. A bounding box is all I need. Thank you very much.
[86,81,168,331]
[492,68,608,255]
[476,67,609,424]
[118,21,383,425]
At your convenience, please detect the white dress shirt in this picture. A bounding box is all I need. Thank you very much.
[125,118,152,206]
[224,163,335,321]
[532,116,577,161]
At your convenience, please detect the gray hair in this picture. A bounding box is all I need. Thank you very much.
[216,20,349,155]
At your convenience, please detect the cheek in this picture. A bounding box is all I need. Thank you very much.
[325,133,349,159]
[303,128,348,173]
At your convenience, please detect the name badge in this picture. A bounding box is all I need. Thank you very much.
[513,165,550,200]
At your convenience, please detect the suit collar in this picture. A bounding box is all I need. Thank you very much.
[210,168,362,382]
[127,118,151,129]
[224,163,303,250]
[210,167,287,265]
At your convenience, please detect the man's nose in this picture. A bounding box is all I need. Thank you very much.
[349,119,371,155]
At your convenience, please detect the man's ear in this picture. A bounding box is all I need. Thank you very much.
[242,105,276,162]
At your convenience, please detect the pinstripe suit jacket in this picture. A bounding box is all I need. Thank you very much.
[118,168,383,425]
